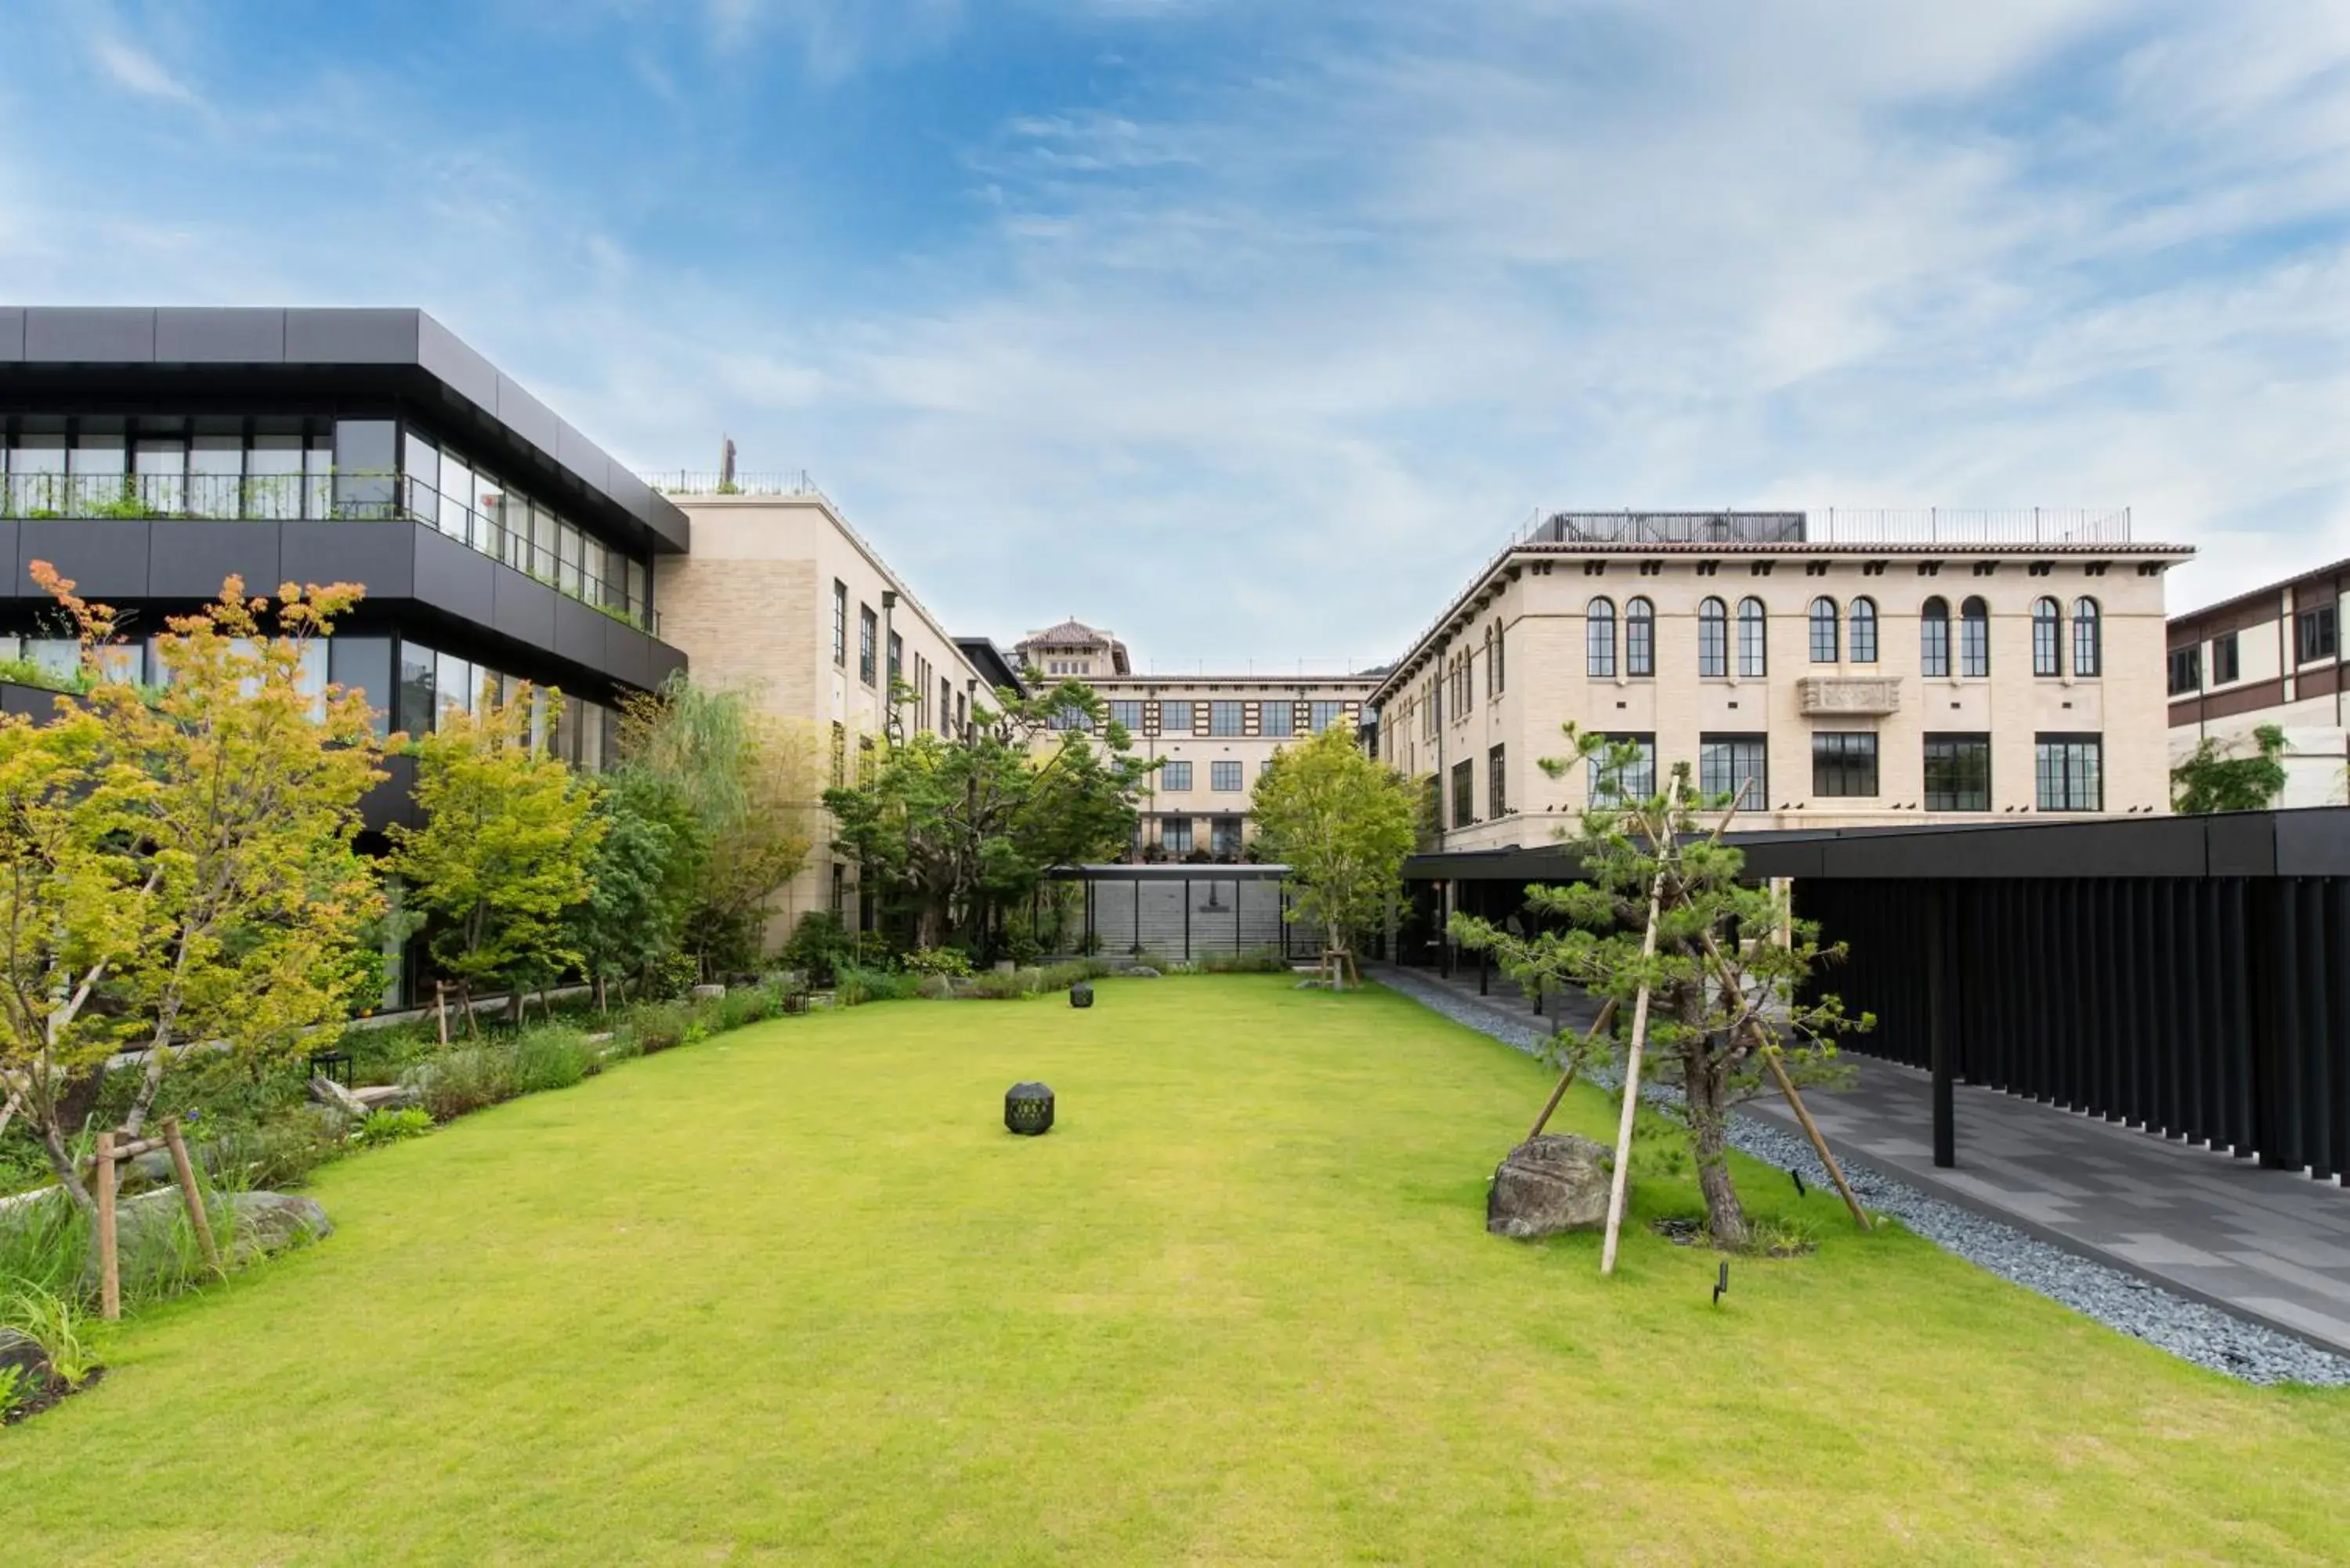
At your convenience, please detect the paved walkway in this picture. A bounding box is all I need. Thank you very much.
[1388,963,2350,1355]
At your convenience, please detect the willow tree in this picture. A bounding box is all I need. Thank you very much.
[616,675,822,976]
[1450,727,1866,1249]
[1249,718,1417,986]
[1,565,387,1205]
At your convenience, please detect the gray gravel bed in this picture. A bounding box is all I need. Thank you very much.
[1373,964,2350,1387]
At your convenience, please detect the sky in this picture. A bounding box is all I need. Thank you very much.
[4,0,2348,671]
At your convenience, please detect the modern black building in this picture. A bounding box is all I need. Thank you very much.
[0,307,689,777]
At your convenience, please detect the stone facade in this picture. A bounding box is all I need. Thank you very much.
[1375,533,2189,849]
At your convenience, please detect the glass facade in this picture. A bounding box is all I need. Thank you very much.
[1699,735,1767,806]
[1924,734,1991,811]
[1812,732,1878,797]
[0,414,654,630]
[2036,735,2102,811]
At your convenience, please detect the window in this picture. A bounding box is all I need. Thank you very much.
[830,722,847,787]
[1047,702,1092,732]
[1210,700,1246,736]
[955,691,966,735]
[1109,699,1144,731]
[1162,760,1194,792]
[1211,818,1244,858]
[1262,700,1296,737]
[1727,597,1764,676]
[1309,700,1346,733]
[1625,598,1654,677]
[858,605,877,685]
[1588,734,1658,807]
[1162,817,1194,855]
[1456,651,1474,715]
[2031,597,2062,677]
[436,651,475,729]
[2300,603,2338,664]
[831,581,848,667]
[2167,646,2202,695]
[1848,598,1878,663]
[1161,699,1195,733]
[1923,734,1991,811]
[2036,735,2102,811]
[1587,598,1617,677]
[1697,598,1729,677]
[396,639,436,736]
[1812,732,1879,797]
[2212,631,2240,685]
[1958,596,1990,677]
[1491,623,1506,695]
[2072,598,2101,677]
[1452,760,1476,829]
[1698,735,1767,807]
[887,630,903,687]
[1921,596,1951,678]
[1211,760,1243,792]
[1486,744,1507,818]
[328,635,392,739]
[1809,598,1838,663]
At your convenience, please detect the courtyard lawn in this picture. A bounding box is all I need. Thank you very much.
[6,977,2349,1563]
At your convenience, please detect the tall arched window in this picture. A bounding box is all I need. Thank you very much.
[1809,596,1839,663]
[2031,597,2062,677]
[1697,597,1728,677]
[1959,596,1990,677]
[1737,597,1767,677]
[1849,597,1878,663]
[1625,597,1654,677]
[2073,598,2102,677]
[1586,598,1617,677]
[1921,596,1951,678]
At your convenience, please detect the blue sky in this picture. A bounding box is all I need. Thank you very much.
[5,1,2348,669]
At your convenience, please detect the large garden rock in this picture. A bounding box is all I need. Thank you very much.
[1487,1134,1617,1239]
[88,1189,333,1292]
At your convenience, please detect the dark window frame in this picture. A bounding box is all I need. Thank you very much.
[1811,732,1879,798]
[1922,732,1991,811]
[2035,733,2103,812]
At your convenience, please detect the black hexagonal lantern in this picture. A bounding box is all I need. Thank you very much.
[1069,981,1094,1009]
[1005,1081,1055,1136]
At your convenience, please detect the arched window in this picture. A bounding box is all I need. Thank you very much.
[2031,597,2062,677]
[1625,597,1655,677]
[1848,597,1878,663]
[1697,597,1728,677]
[1921,596,1951,678]
[1585,598,1617,677]
[2073,598,2102,677]
[1809,596,1839,663]
[1737,597,1767,677]
[1959,596,1990,677]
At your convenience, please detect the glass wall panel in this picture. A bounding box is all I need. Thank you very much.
[436,651,475,728]
[248,428,304,520]
[329,635,393,738]
[397,641,436,735]
[402,431,442,531]
[306,430,334,519]
[189,428,243,518]
[7,424,65,514]
[135,422,187,515]
[333,420,397,518]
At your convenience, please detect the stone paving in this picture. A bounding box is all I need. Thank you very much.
[1387,963,2350,1356]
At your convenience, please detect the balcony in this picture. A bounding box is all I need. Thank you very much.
[0,475,685,696]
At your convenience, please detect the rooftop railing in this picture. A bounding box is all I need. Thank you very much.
[0,470,656,636]
[645,469,826,498]
[1520,506,2135,547]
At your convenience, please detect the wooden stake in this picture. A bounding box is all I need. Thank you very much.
[0,1082,19,1141]
[434,981,450,1050]
[164,1116,225,1276]
[1755,1039,1871,1230]
[1527,995,1621,1142]
[1600,869,1667,1277]
[96,1130,121,1321]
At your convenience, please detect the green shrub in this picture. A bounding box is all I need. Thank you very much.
[970,966,1053,1000]
[0,1189,87,1299]
[627,1001,696,1053]
[512,1028,594,1093]
[349,1108,434,1147]
[206,1112,345,1192]
[406,1044,521,1120]
[716,983,783,1031]
[1196,949,1289,974]
[835,966,921,1006]
[779,911,859,987]
[0,1281,98,1386]
[905,946,974,977]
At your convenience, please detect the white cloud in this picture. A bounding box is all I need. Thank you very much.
[89,34,205,109]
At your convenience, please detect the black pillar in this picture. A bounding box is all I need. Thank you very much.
[1929,881,1955,1169]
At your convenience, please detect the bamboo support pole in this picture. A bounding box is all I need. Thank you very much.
[96,1130,120,1321]
[1526,995,1621,1143]
[434,982,450,1050]
[164,1116,224,1276]
[1600,871,1667,1277]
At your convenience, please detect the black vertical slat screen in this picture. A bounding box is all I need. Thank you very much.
[1793,874,2350,1187]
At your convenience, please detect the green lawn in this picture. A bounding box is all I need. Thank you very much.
[7,976,2349,1563]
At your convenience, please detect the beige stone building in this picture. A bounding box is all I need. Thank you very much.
[1372,511,2190,848]
[655,482,1012,938]
[1012,619,1379,860]
[2166,557,2350,808]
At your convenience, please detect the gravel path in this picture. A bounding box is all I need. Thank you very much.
[1372,963,2350,1387]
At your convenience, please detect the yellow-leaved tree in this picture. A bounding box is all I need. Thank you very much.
[0,565,389,1209]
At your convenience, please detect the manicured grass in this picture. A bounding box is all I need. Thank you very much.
[7,977,2349,1563]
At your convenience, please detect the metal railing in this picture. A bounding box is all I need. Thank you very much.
[1538,511,1806,544]
[0,470,656,635]
[1813,508,2133,545]
[645,469,826,498]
